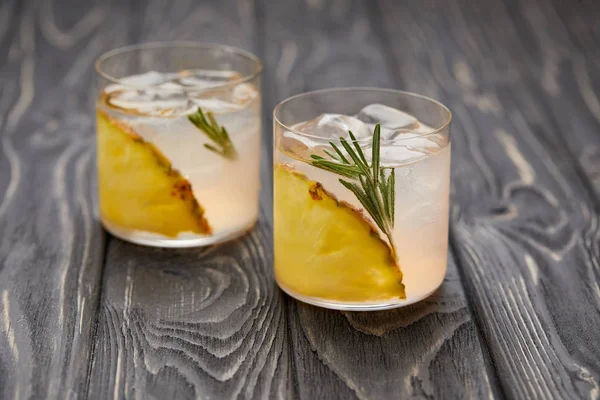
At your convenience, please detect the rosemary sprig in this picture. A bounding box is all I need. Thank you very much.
[310,124,397,257]
[188,107,238,160]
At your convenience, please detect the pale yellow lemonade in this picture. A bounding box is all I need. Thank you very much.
[274,104,451,307]
[97,70,261,247]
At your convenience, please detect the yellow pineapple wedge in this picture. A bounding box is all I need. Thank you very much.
[274,165,405,302]
[97,110,211,237]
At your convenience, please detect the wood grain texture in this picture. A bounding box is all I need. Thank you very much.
[260,0,499,399]
[376,0,600,398]
[287,255,498,400]
[0,0,109,398]
[2,0,600,399]
[88,229,288,400]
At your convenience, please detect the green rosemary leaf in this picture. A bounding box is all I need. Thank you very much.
[207,111,219,130]
[372,125,381,184]
[204,143,222,155]
[188,107,238,160]
[348,131,369,167]
[311,160,361,179]
[338,178,358,193]
[389,169,395,223]
[338,179,381,226]
[362,175,386,225]
[330,142,350,164]
[187,113,202,128]
[221,126,232,142]
[339,137,369,175]
[379,168,387,193]
[354,177,385,230]
[322,148,339,161]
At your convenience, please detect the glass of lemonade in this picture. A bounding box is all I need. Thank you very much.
[95,42,262,247]
[273,88,451,310]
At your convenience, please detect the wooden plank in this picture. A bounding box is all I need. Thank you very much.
[0,0,109,398]
[88,227,289,399]
[377,0,600,398]
[287,255,499,400]
[260,0,500,398]
[86,1,291,399]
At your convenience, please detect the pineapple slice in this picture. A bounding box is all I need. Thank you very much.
[274,165,405,302]
[97,110,211,237]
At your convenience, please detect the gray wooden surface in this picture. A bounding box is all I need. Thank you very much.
[0,0,598,399]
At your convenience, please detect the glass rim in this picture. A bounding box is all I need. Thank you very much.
[273,87,452,144]
[95,41,263,91]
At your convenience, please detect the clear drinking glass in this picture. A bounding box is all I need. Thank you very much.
[273,88,451,310]
[95,42,262,247]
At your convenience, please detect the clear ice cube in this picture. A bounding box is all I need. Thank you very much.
[119,71,169,88]
[280,131,339,160]
[107,89,195,117]
[363,135,443,166]
[294,113,370,139]
[232,83,259,106]
[103,70,257,117]
[279,104,444,167]
[188,82,259,114]
[281,114,370,153]
[189,97,244,113]
[177,69,241,88]
[155,81,186,91]
[356,103,420,139]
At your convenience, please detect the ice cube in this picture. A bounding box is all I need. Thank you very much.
[384,129,419,140]
[104,70,256,116]
[356,104,420,139]
[187,84,251,114]
[279,133,308,156]
[107,89,195,117]
[232,83,259,106]
[279,114,370,160]
[282,130,316,149]
[280,114,369,154]
[294,113,370,139]
[104,83,125,94]
[280,132,336,160]
[120,71,169,88]
[185,81,258,114]
[177,69,241,88]
[189,97,244,113]
[155,81,186,91]
[363,136,443,166]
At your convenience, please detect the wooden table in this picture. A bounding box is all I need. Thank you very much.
[1,0,599,398]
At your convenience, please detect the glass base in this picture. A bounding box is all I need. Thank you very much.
[276,279,442,311]
[102,218,257,248]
